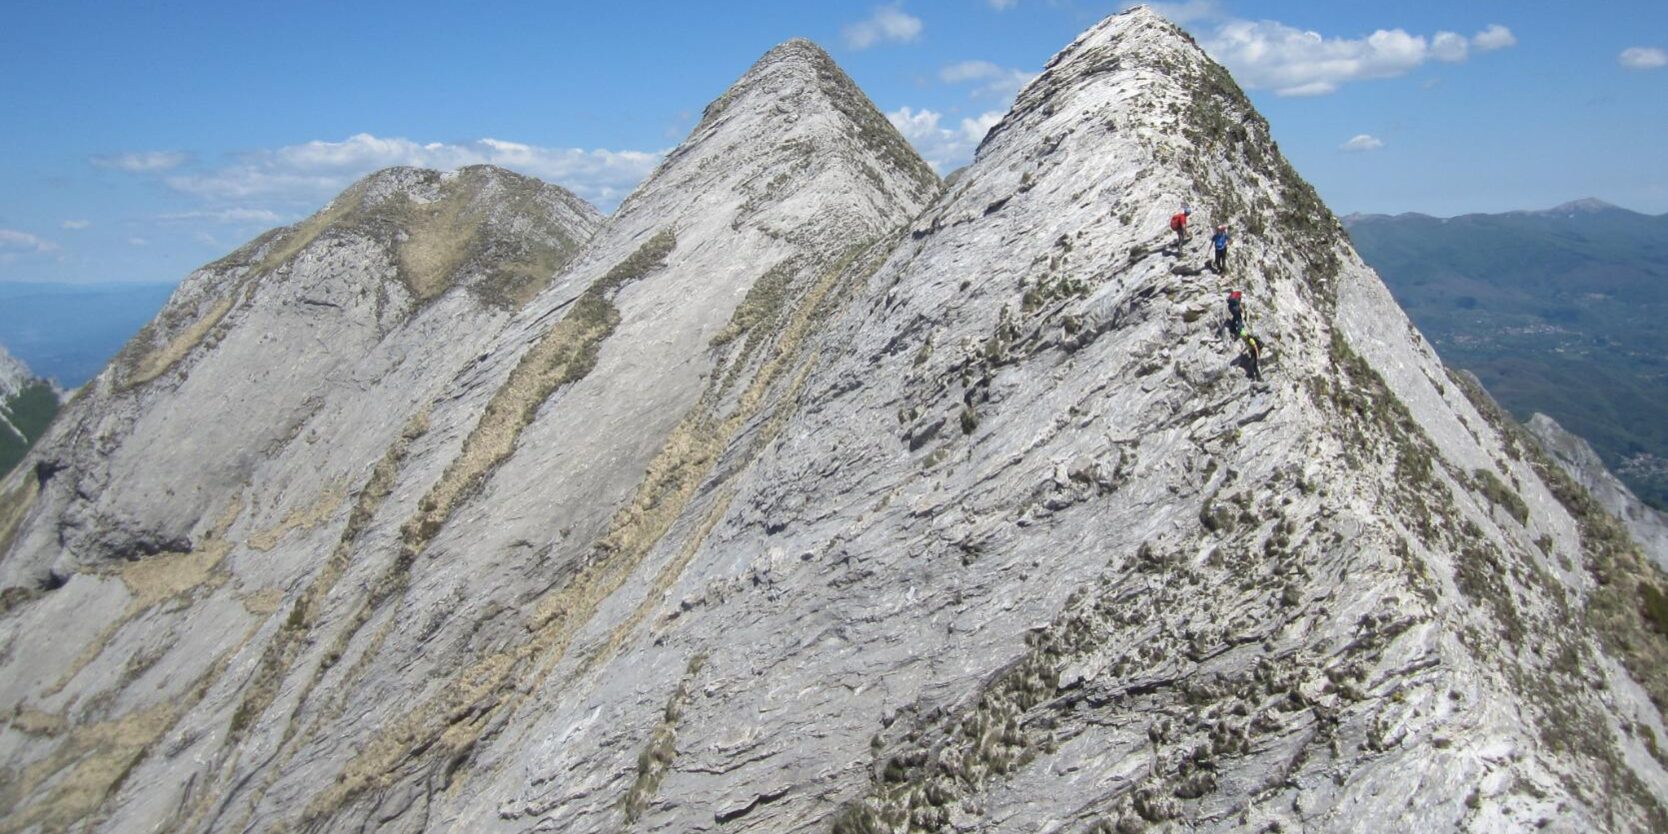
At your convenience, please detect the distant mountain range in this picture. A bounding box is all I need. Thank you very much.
[0,281,176,388]
[1346,200,1668,508]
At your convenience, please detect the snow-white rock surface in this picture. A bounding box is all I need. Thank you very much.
[0,345,31,401]
[2,9,1666,834]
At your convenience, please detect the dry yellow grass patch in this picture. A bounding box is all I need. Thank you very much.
[579,489,735,680]
[246,481,347,552]
[126,296,234,387]
[397,191,483,301]
[252,192,363,276]
[9,708,65,737]
[0,474,39,562]
[239,588,286,617]
[0,702,175,834]
[118,544,228,610]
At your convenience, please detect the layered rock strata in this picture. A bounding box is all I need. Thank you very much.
[2,9,1666,834]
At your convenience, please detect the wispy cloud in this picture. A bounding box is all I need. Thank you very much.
[162,133,663,212]
[1340,134,1385,152]
[61,219,91,230]
[0,229,59,253]
[843,4,924,50]
[127,237,149,247]
[987,0,1017,10]
[1620,47,1667,71]
[939,60,1038,101]
[886,107,1003,172]
[157,208,284,225]
[1204,21,1517,96]
[90,150,189,172]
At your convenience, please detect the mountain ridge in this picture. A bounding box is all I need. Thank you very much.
[1344,197,1664,225]
[2,7,1666,833]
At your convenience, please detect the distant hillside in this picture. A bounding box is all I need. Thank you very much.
[1346,200,1668,508]
[0,281,176,387]
[0,344,59,478]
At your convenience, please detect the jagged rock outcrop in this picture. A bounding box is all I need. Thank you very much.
[3,8,1667,834]
[1528,412,1668,571]
[0,345,32,397]
[0,345,59,480]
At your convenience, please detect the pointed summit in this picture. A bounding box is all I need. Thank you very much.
[613,37,938,234]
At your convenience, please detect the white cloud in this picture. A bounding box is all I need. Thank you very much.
[886,106,1003,172]
[162,133,663,212]
[843,4,923,50]
[1473,24,1516,52]
[1620,47,1668,70]
[127,237,150,247]
[157,208,284,225]
[1204,19,1515,96]
[1430,32,1468,63]
[0,229,58,253]
[988,0,1017,9]
[90,150,189,172]
[61,219,91,230]
[1134,1,1225,24]
[1340,134,1385,152]
[939,60,1038,100]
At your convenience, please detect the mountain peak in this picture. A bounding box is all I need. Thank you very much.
[206,164,601,314]
[621,36,938,227]
[1545,197,1621,214]
[8,9,1668,833]
[0,341,30,396]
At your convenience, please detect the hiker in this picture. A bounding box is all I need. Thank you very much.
[1169,208,1191,249]
[1211,225,1230,272]
[1241,329,1264,381]
[1225,290,1244,337]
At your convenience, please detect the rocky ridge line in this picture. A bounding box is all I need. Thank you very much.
[2,7,1666,834]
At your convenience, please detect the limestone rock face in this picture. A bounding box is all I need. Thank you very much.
[0,165,601,590]
[0,344,59,479]
[3,9,1668,834]
[0,344,32,399]
[1528,411,1668,570]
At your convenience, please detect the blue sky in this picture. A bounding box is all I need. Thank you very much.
[1,0,1665,286]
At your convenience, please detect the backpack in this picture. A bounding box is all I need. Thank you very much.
[1170,213,1186,231]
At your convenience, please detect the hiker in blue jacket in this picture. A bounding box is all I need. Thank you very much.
[1211,224,1230,273]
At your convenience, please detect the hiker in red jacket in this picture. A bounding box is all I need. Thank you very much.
[1169,208,1191,249]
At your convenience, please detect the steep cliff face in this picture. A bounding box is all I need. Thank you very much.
[1528,412,1668,571]
[487,12,1665,833]
[3,8,1667,834]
